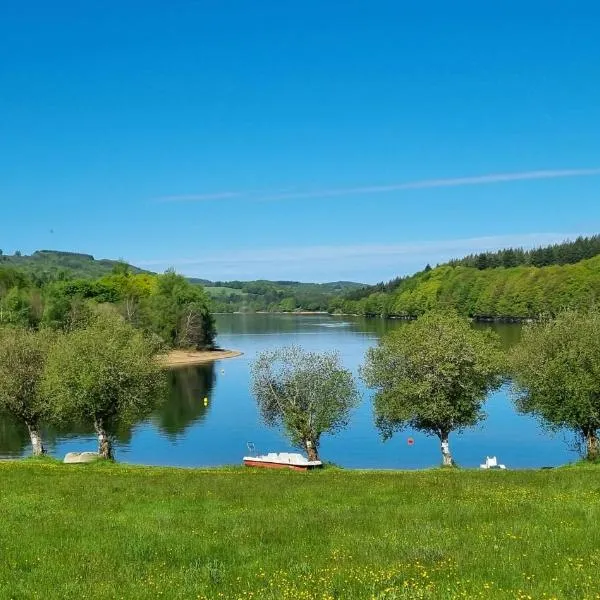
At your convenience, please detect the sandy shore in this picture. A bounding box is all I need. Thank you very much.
[161,349,243,368]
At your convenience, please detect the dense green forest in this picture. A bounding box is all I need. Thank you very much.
[207,280,364,312]
[448,234,600,270]
[331,242,600,320]
[0,263,215,350]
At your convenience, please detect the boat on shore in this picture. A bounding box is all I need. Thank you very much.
[243,452,323,471]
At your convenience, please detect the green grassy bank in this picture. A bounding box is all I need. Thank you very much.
[1,461,599,599]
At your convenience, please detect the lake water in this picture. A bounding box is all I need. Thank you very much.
[0,314,578,468]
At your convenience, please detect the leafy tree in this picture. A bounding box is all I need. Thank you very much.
[0,288,38,328]
[0,327,56,455]
[41,282,96,331]
[250,346,360,461]
[145,270,215,350]
[279,297,297,312]
[362,311,504,466]
[510,309,600,461]
[42,310,166,459]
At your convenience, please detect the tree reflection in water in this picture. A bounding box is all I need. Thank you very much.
[152,363,216,441]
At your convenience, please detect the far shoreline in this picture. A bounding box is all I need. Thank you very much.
[162,349,243,368]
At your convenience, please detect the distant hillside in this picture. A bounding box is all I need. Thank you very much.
[0,250,149,282]
[0,249,365,313]
[332,237,600,320]
[205,280,365,312]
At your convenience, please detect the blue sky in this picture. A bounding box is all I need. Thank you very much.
[1,1,599,283]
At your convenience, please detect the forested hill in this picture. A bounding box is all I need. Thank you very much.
[6,239,600,320]
[0,250,150,282]
[332,253,600,320]
[448,234,600,270]
[0,250,364,313]
[206,280,365,312]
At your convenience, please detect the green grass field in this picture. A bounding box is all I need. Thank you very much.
[1,460,599,599]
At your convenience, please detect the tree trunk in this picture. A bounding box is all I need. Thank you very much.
[440,433,453,467]
[304,439,319,461]
[26,423,45,457]
[94,419,113,460]
[584,429,599,461]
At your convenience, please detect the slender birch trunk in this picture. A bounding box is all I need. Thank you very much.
[305,439,319,461]
[584,429,599,461]
[27,423,45,456]
[94,418,113,460]
[440,433,454,467]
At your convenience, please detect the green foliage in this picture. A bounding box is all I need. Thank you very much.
[0,258,215,349]
[144,270,215,350]
[362,312,504,465]
[42,310,166,458]
[0,287,41,327]
[206,280,364,313]
[250,346,360,459]
[449,234,600,269]
[335,255,600,319]
[510,309,600,460]
[0,250,150,281]
[0,327,56,454]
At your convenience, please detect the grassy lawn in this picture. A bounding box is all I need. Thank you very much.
[1,461,599,599]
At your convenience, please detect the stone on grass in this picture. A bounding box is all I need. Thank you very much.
[63,451,100,464]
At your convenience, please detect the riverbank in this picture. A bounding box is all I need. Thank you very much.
[1,460,599,599]
[162,348,242,368]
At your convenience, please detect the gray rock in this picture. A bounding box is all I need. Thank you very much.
[63,451,100,464]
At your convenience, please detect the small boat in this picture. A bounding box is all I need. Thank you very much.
[243,452,322,471]
[480,456,506,470]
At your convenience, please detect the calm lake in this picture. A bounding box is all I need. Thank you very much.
[0,314,578,468]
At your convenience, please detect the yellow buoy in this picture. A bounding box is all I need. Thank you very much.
[203,397,208,406]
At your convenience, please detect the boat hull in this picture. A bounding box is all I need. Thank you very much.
[243,459,321,471]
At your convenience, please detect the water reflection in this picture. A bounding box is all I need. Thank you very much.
[0,413,29,456]
[152,363,216,440]
[0,315,579,467]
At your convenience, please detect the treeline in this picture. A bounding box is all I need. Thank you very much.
[209,280,363,313]
[448,235,600,270]
[0,265,215,350]
[331,255,600,320]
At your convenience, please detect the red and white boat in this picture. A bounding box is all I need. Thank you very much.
[243,452,322,471]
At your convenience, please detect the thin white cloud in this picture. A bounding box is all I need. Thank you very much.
[152,168,600,204]
[134,232,584,282]
[155,192,244,202]
[259,168,600,201]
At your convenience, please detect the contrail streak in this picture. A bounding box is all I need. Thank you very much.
[153,167,600,203]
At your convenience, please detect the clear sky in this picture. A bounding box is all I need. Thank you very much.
[1,1,599,283]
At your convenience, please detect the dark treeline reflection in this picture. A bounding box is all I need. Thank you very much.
[152,362,216,440]
[0,414,29,456]
[0,362,216,457]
